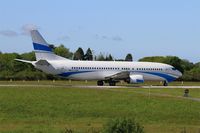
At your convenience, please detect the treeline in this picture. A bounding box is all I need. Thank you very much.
[139,56,200,81]
[0,44,199,81]
[51,44,133,61]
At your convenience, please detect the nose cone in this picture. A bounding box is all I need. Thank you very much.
[176,70,182,77]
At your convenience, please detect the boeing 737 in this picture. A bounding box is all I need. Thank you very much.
[15,30,182,86]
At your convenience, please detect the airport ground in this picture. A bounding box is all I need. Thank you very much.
[0,80,199,133]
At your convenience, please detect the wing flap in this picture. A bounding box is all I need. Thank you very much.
[105,71,130,80]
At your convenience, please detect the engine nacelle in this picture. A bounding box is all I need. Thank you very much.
[129,74,144,84]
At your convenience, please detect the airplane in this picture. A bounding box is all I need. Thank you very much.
[15,30,182,86]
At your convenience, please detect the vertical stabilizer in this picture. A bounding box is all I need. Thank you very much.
[30,30,66,61]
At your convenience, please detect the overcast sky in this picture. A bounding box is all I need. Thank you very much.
[0,0,200,62]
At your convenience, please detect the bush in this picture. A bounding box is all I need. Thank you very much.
[103,118,144,133]
[63,127,73,133]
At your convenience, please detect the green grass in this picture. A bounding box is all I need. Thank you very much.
[115,87,200,98]
[0,83,200,132]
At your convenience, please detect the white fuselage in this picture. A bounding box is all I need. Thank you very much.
[34,60,182,82]
[16,30,182,86]
[25,30,182,85]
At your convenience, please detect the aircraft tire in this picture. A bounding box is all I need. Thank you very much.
[163,81,168,86]
[109,81,116,86]
[97,80,104,86]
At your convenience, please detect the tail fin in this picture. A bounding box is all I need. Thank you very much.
[31,30,66,61]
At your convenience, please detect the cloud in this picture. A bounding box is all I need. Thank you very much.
[94,34,124,42]
[57,35,70,41]
[0,24,39,38]
[0,30,18,37]
[112,36,123,41]
[94,34,99,39]
[102,35,109,40]
[21,24,39,35]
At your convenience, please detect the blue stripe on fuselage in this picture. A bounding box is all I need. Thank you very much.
[33,43,52,52]
[58,71,177,82]
[58,71,92,77]
[136,79,144,83]
[139,71,176,82]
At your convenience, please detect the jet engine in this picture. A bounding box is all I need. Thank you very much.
[128,74,144,84]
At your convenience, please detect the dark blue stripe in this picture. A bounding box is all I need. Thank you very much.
[33,43,52,52]
[58,71,92,77]
[140,71,176,82]
[136,79,144,83]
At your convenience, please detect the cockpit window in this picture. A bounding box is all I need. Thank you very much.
[172,67,176,70]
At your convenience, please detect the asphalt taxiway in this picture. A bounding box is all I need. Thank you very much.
[1,84,200,89]
[73,85,200,89]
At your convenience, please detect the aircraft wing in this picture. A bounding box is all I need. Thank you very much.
[105,71,130,80]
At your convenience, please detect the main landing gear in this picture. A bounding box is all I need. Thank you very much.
[97,80,117,86]
[108,80,116,86]
[97,80,104,86]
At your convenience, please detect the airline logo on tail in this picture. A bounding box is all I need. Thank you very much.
[30,30,67,61]
[33,42,52,52]
[31,30,53,52]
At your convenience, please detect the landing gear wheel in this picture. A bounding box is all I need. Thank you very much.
[163,81,168,86]
[97,80,104,86]
[109,81,116,86]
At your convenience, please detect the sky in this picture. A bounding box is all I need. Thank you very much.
[0,0,200,62]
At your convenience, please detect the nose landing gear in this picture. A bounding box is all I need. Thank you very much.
[163,80,168,86]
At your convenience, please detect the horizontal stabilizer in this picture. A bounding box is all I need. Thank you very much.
[15,59,33,64]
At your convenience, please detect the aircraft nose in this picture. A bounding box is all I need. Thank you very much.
[177,70,182,77]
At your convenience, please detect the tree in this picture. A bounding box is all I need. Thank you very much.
[164,56,184,73]
[21,51,36,61]
[139,56,165,62]
[182,62,200,81]
[105,54,113,61]
[96,53,105,61]
[73,47,84,60]
[125,53,133,61]
[54,44,73,59]
[181,59,194,71]
[84,48,93,60]
[139,56,184,73]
